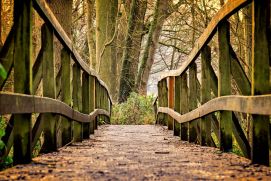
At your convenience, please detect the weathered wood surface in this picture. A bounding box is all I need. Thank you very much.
[0,93,110,122]
[32,0,112,102]
[159,0,251,81]
[0,125,270,180]
[157,94,271,124]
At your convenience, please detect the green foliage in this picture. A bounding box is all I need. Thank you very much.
[111,92,155,125]
[0,63,7,79]
[0,117,13,170]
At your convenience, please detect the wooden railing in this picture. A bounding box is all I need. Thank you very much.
[0,0,112,164]
[155,0,271,166]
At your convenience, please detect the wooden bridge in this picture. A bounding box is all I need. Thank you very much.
[0,0,271,180]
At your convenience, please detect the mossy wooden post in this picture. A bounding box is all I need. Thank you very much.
[180,73,189,141]
[218,20,232,152]
[156,81,163,124]
[200,45,212,146]
[72,63,83,142]
[174,76,181,136]
[251,0,270,166]
[94,78,100,129]
[188,63,198,142]
[13,0,32,164]
[41,24,57,153]
[89,75,95,134]
[158,79,168,126]
[61,48,72,146]
[82,72,90,139]
[168,76,174,130]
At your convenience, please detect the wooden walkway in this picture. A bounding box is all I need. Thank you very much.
[0,125,270,180]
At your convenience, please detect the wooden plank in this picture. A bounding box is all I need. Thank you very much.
[232,112,251,158]
[251,0,270,166]
[82,72,90,139]
[168,76,174,130]
[32,114,43,150]
[13,0,33,164]
[158,0,252,81]
[158,79,168,126]
[0,93,109,122]
[188,63,198,143]
[0,26,14,89]
[32,49,43,93]
[218,20,232,152]
[0,116,14,159]
[56,67,61,98]
[180,73,189,141]
[61,48,72,146]
[174,76,181,136]
[32,0,112,103]
[94,78,100,129]
[41,24,57,153]
[229,45,251,95]
[157,94,271,124]
[89,75,95,134]
[200,46,212,146]
[72,63,82,142]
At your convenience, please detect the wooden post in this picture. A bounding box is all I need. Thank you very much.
[41,24,57,153]
[72,63,82,142]
[188,63,198,142]
[218,21,232,152]
[13,0,32,164]
[82,72,90,139]
[251,0,270,166]
[61,48,72,146]
[174,76,181,136]
[200,45,212,146]
[168,76,174,130]
[89,75,95,134]
[180,73,189,141]
[156,81,163,125]
[158,79,168,126]
[94,79,100,129]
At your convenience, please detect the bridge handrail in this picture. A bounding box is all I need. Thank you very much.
[156,0,271,166]
[0,92,110,122]
[158,95,271,124]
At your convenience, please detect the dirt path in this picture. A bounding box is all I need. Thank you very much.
[0,125,270,180]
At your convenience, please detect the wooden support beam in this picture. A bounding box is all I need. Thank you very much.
[180,73,189,141]
[218,20,232,152]
[72,63,82,142]
[89,75,95,134]
[188,63,198,143]
[251,0,270,166]
[32,50,43,94]
[82,72,90,139]
[13,0,33,164]
[94,78,100,129]
[61,48,72,146]
[200,45,212,146]
[174,76,181,136]
[168,76,174,130]
[40,24,57,153]
[0,26,14,89]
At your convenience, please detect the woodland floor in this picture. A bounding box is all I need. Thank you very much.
[0,125,271,180]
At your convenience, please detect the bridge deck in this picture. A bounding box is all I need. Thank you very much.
[0,125,270,180]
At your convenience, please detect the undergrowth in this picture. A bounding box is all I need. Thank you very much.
[111,92,155,125]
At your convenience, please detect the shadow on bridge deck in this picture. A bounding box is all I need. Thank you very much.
[0,125,270,180]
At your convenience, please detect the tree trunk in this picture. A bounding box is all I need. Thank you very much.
[135,0,169,94]
[96,0,118,100]
[86,0,96,69]
[119,0,147,102]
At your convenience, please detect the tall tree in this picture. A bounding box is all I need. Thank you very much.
[118,0,147,102]
[96,0,118,100]
[86,0,96,69]
[135,0,182,94]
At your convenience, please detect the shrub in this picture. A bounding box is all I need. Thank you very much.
[111,92,155,125]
